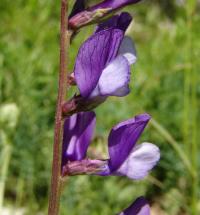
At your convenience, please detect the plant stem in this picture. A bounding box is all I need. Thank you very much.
[183,44,190,157]
[185,2,198,214]
[0,144,12,214]
[48,1,69,214]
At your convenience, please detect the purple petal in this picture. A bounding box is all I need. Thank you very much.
[118,197,150,215]
[96,12,132,33]
[90,55,130,97]
[62,112,96,167]
[74,28,124,97]
[108,113,151,172]
[118,36,137,65]
[115,142,160,180]
[90,0,142,12]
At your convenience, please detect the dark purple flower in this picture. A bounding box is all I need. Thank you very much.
[62,113,160,180]
[65,13,137,114]
[98,113,160,179]
[118,197,150,215]
[95,12,132,33]
[90,0,142,12]
[61,111,96,168]
[63,13,137,116]
[69,0,142,29]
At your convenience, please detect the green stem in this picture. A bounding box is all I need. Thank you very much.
[186,2,198,214]
[189,15,198,215]
[0,144,12,214]
[183,54,190,156]
[15,178,24,207]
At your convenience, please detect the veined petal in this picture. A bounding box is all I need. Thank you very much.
[62,112,96,167]
[90,0,142,12]
[118,36,137,65]
[108,113,151,172]
[118,197,150,215]
[94,55,130,97]
[96,12,132,33]
[115,142,160,180]
[74,28,124,97]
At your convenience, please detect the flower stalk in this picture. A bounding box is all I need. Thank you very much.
[48,1,70,214]
[62,159,107,177]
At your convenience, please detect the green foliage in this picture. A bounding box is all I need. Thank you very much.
[0,1,199,214]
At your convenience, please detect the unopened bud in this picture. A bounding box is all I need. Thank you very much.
[69,8,111,30]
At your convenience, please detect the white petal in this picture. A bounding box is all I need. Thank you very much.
[138,205,150,215]
[116,142,160,180]
[89,85,101,98]
[97,55,130,97]
[118,36,137,65]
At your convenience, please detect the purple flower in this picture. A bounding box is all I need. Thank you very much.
[118,197,150,215]
[69,0,142,29]
[61,111,96,167]
[63,13,137,116]
[62,112,160,180]
[95,12,133,33]
[90,0,142,12]
[98,113,160,179]
[75,12,136,98]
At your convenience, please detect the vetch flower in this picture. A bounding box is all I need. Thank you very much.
[118,196,150,215]
[69,0,142,29]
[62,113,160,180]
[61,111,96,168]
[97,113,160,180]
[63,13,137,116]
[90,0,142,13]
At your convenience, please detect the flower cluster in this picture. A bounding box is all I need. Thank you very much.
[61,1,160,214]
[61,112,160,182]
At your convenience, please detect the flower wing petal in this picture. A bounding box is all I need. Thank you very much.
[116,142,160,180]
[118,36,137,65]
[97,55,130,97]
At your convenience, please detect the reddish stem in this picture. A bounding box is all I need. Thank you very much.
[48,1,69,214]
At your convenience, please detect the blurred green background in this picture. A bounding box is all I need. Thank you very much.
[0,0,200,214]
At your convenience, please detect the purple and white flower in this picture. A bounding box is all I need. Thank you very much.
[75,13,136,99]
[61,111,96,167]
[62,112,160,180]
[63,13,137,115]
[118,197,150,215]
